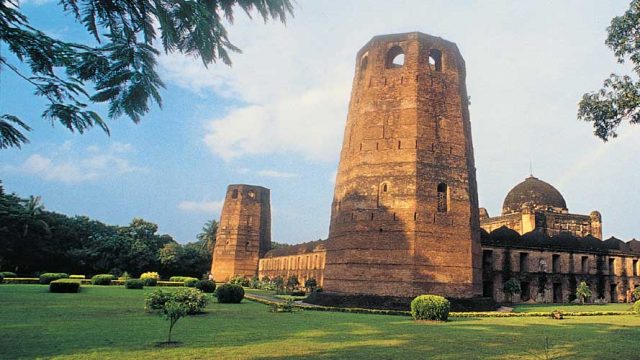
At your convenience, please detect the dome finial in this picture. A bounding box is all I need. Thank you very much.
[529,159,533,177]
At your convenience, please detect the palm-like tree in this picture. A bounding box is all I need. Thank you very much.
[21,196,49,237]
[197,220,218,252]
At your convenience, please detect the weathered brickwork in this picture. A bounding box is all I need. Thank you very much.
[482,236,640,303]
[211,185,271,282]
[209,32,639,305]
[258,240,326,285]
[323,32,482,298]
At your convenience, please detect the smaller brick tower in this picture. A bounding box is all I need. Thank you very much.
[211,184,271,282]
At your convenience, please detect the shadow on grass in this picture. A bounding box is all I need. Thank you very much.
[1,285,639,359]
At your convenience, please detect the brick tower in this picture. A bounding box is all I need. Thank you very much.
[324,32,482,298]
[211,184,271,282]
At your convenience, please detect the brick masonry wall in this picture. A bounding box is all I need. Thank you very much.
[324,32,482,298]
[482,245,640,303]
[211,185,271,282]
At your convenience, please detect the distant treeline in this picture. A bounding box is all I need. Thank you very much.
[0,181,212,278]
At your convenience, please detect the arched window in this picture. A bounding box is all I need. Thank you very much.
[429,49,442,72]
[386,45,405,68]
[382,183,388,193]
[437,183,449,213]
[231,189,238,199]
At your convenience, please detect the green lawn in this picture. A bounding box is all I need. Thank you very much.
[1,285,639,359]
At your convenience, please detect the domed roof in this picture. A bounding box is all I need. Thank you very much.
[502,176,567,215]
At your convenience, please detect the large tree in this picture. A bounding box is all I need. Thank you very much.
[578,0,640,140]
[0,0,293,149]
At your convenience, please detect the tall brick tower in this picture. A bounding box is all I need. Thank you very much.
[324,32,482,298]
[211,184,271,282]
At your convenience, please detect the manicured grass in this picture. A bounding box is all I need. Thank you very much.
[512,303,633,313]
[0,285,639,359]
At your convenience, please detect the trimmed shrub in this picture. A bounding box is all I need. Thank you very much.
[0,274,4,284]
[91,274,115,285]
[125,279,144,289]
[145,288,208,315]
[69,275,85,279]
[49,279,81,293]
[4,278,39,284]
[634,300,640,314]
[216,283,245,303]
[1,272,17,278]
[183,278,198,287]
[119,271,131,280]
[169,276,192,282]
[39,273,69,285]
[291,290,306,297]
[141,272,160,280]
[195,280,216,293]
[410,295,451,321]
[142,277,158,287]
[229,275,250,287]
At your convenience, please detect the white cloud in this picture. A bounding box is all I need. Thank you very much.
[256,170,299,178]
[6,142,146,183]
[159,14,351,162]
[178,200,224,213]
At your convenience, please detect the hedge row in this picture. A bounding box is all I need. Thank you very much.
[39,273,69,284]
[49,279,81,293]
[4,278,40,284]
[244,294,410,316]
[244,294,636,318]
[449,311,635,317]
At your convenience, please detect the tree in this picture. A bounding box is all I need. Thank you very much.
[304,278,317,292]
[197,220,218,252]
[0,0,294,149]
[503,278,521,303]
[578,0,640,140]
[162,300,188,343]
[576,281,593,304]
[286,275,299,293]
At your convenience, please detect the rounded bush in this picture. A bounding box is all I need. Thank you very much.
[216,283,245,303]
[140,271,159,280]
[91,274,115,285]
[1,272,17,278]
[184,277,198,287]
[169,276,191,282]
[410,295,450,321]
[49,279,81,293]
[633,300,640,314]
[142,277,157,287]
[69,275,85,279]
[39,273,69,285]
[125,279,144,289]
[195,280,216,293]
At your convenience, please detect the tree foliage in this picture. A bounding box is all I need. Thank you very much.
[196,219,217,252]
[503,278,521,303]
[578,0,640,140]
[0,0,293,149]
[576,281,593,304]
[0,181,210,277]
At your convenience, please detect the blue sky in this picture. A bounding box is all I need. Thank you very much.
[1,0,638,243]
